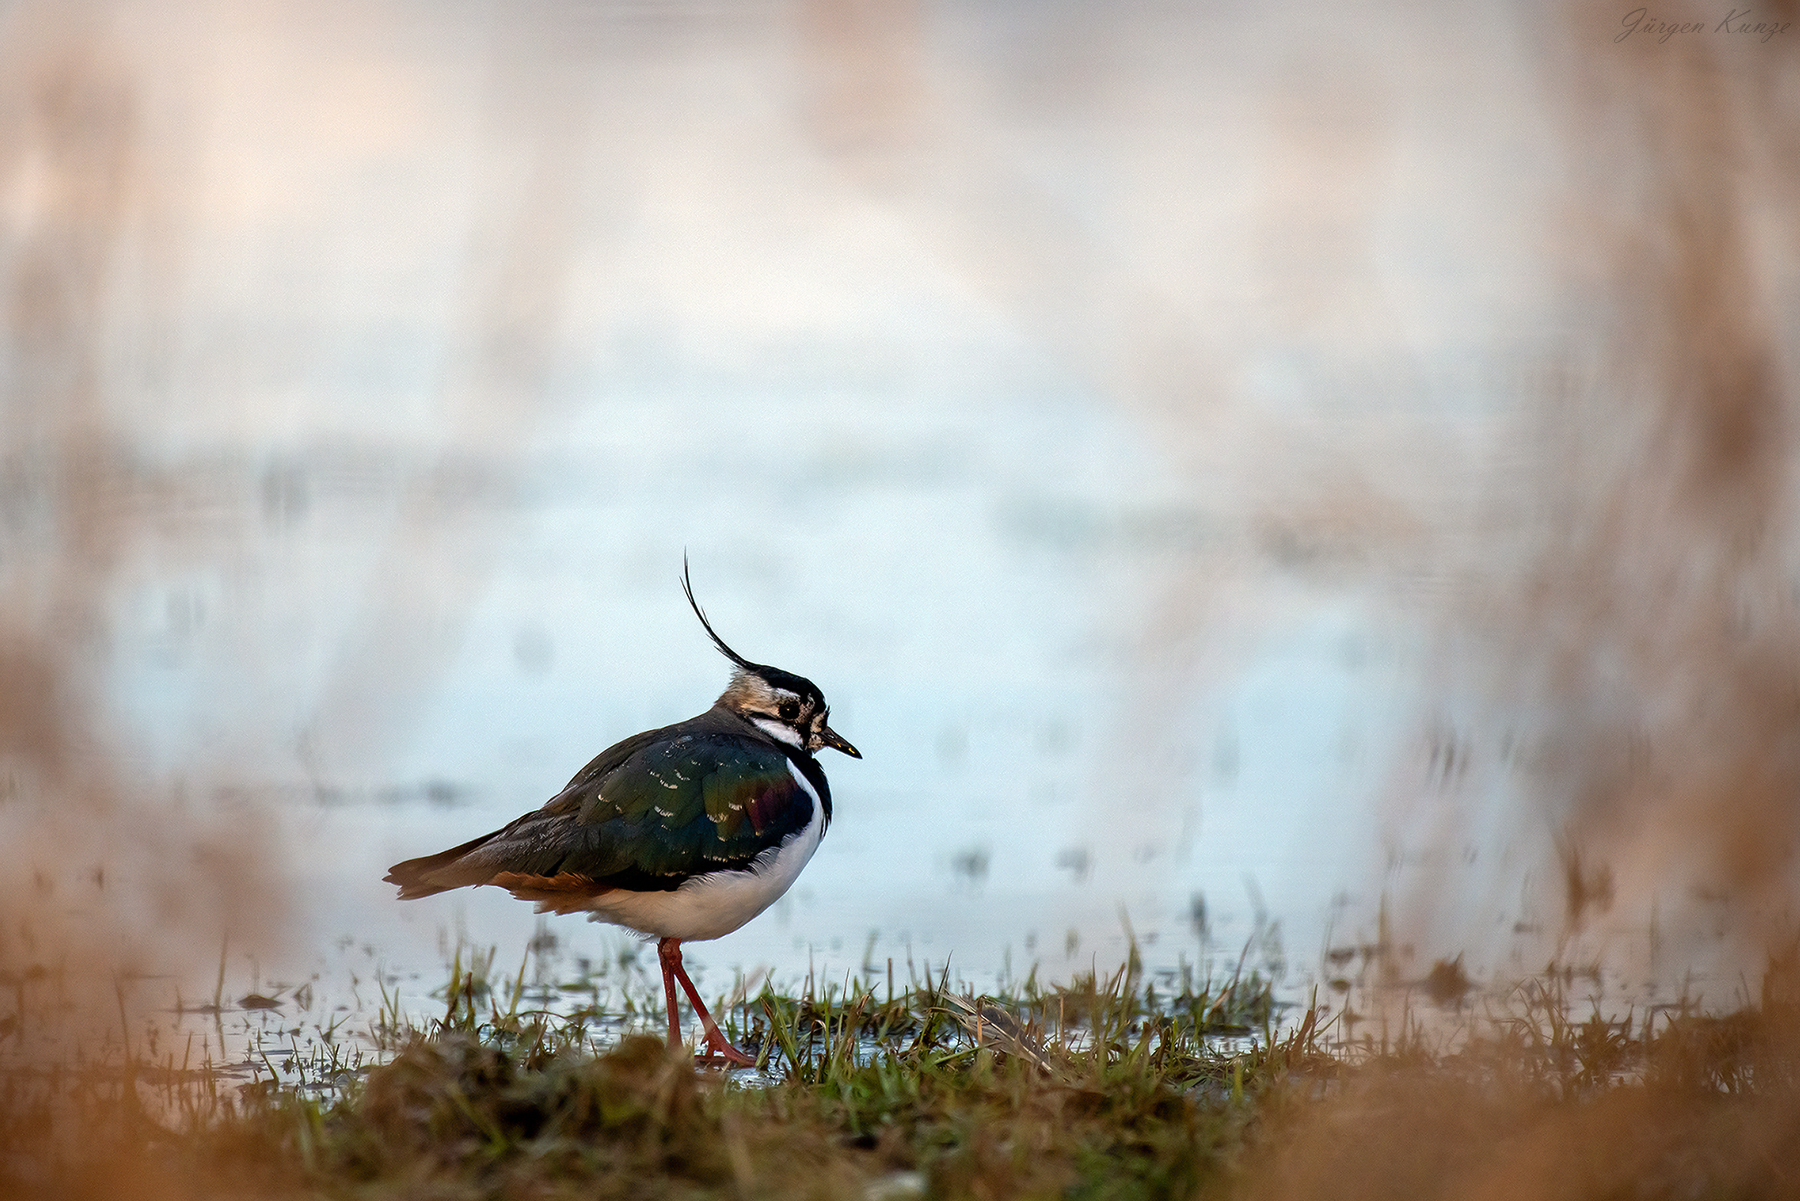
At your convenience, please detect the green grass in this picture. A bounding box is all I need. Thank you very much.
[198,952,1310,1200]
[6,941,1800,1199]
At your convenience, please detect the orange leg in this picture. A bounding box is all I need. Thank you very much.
[657,938,756,1067]
[658,939,684,1048]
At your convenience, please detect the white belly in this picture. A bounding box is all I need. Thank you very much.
[583,759,825,942]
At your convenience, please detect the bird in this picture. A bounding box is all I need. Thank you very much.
[384,564,860,1066]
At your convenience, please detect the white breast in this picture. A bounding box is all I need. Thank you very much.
[582,758,826,942]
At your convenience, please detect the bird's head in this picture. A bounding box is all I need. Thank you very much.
[683,563,861,760]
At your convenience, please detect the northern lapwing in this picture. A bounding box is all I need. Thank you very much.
[384,565,859,1066]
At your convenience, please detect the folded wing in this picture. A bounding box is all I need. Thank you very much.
[384,730,820,909]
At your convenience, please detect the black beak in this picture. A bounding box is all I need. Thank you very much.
[819,723,862,759]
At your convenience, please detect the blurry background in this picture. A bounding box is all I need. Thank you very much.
[1,0,1797,1037]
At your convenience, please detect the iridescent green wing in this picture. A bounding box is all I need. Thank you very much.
[558,731,818,885]
[394,731,818,895]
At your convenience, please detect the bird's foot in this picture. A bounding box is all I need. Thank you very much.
[695,1035,758,1068]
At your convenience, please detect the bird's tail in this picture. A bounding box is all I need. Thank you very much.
[383,830,503,899]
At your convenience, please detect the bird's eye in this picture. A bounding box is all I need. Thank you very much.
[778,699,800,721]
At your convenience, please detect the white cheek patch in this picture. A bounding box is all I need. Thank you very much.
[751,717,803,747]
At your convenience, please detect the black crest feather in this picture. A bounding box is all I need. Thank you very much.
[682,555,756,672]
